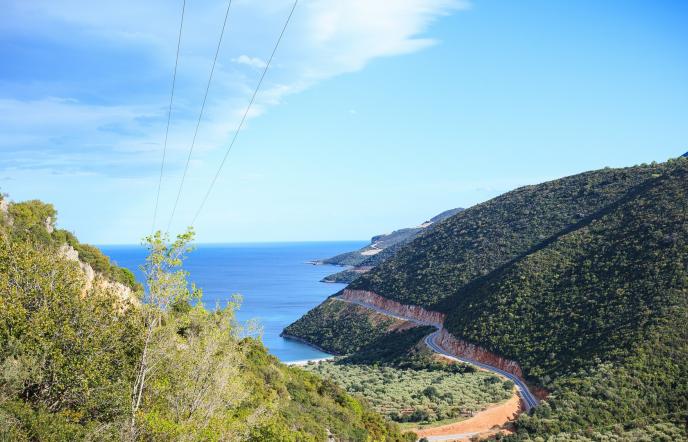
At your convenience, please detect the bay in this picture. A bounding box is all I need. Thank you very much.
[100,241,365,362]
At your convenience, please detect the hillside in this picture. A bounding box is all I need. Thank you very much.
[444,161,688,439]
[348,163,673,308]
[317,207,463,283]
[285,156,688,439]
[0,195,412,441]
[286,161,675,355]
[1,197,140,294]
[282,297,410,355]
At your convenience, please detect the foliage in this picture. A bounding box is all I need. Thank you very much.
[244,342,415,442]
[1,197,139,291]
[52,229,140,291]
[282,297,399,355]
[446,161,688,439]
[321,268,361,283]
[6,200,56,244]
[289,158,688,439]
[0,216,412,440]
[304,361,512,423]
[341,326,436,365]
[350,163,669,308]
[0,229,143,441]
[319,208,463,281]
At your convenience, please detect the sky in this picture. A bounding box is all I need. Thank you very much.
[1,0,687,244]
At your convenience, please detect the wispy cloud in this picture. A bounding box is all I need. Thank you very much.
[233,55,268,69]
[1,0,468,174]
[0,0,469,240]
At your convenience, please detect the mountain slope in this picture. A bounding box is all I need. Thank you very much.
[317,207,463,283]
[286,162,673,355]
[442,162,687,438]
[348,163,669,307]
[0,195,413,441]
[285,156,688,439]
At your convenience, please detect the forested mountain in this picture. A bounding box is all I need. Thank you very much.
[285,156,688,440]
[348,163,672,308]
[0,195,411,441]
[317,207,463,283]
[447,161,688,439]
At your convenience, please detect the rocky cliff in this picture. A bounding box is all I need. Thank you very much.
[59,243,138,307]
[435,328,524,379]
[338,289,526,381]
[339,289,446,327]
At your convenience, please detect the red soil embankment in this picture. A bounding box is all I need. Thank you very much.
[435,329,524,380]
[340,289,446,326]
[339,289,526,381]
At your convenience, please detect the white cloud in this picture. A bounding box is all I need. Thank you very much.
[0,0,470,239]
[233,55,268,69]
[1,1,469,170]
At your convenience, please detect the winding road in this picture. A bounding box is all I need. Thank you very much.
[335,296,539,411]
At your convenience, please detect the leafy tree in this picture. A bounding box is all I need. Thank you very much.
[0,223,143,440]
[1,213,413,440]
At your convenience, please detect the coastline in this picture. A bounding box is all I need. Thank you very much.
[280,332,338,357]
[285,357,335,366]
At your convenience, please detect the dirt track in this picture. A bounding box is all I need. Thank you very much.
[413,394,521,441]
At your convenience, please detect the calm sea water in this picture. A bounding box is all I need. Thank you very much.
[100,241,365,362]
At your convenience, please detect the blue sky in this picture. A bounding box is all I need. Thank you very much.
[1,0,687,244]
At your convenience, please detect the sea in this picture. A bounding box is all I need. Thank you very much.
[100,241,365,363]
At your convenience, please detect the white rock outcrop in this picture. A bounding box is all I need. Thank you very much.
[44,216,54,233]
[58,243,138,307]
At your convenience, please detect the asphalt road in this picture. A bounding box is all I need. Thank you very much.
[335,296,539,410]
[424,331,538,410]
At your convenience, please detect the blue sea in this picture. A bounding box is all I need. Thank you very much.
[100,241,365,362]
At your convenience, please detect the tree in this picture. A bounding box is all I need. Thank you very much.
[0,225,142,441]
[129,229,265,440]
[129,229,198,438]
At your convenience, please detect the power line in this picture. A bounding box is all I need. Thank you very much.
[190,0,298,228]
[166,0,234,233]
[151,0,186,235]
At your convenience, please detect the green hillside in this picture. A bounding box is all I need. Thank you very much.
[282,297,403,355]
[285,157,688,439]
[1,198,140,291]
[317,207,463,283]
[444,161,688,439]
[285,161,676,356]
[0,196,412,441]
[349,163,668,307]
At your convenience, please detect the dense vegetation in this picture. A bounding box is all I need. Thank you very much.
[3,198,139,290]
[282,297,402,355]
[0,228,143,441]
[318,208,463,283]
[350,163,668,307]
[447,160,688,439]
[341,326,436,365]
[304,325,514,425]
[304,361,512,424]
[287,162,684,354]
[0,195,412,441]
[287,157,688,440]
[322,268,361,284]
